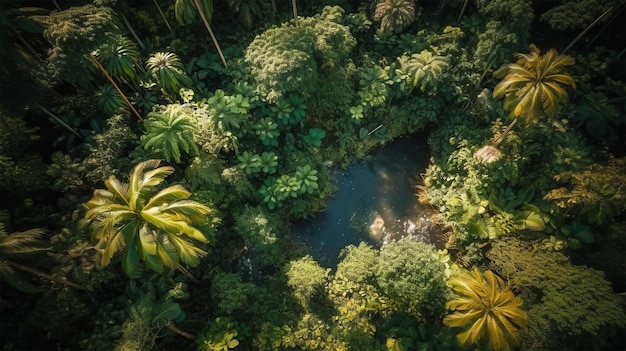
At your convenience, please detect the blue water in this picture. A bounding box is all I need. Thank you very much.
[292,133,438,267]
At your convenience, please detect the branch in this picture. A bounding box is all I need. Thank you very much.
[6,260,86,291]
[89,54,143,121]
[166,322,196,339]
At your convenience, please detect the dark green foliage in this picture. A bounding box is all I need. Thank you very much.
[234,205,287,268]
[43,4,120,85]
[375,239,449,319]
[0,4,47,75]
[146,52,193,97]
[83,114,138,183]
[94,84,126,116]
[373,0,416,37]
[488,237,626,350]
[209,271,254,315]
[545,157,626,225]
[46,152,88,192]
[540,0,621,30]
[116,279,189,351]
[0,113,48,193]
[98,34,140,83]
[380,314,461,351]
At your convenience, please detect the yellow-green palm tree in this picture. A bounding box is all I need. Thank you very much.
[493,44,576,126]
[85,160,211,279]
[443,268,527,351]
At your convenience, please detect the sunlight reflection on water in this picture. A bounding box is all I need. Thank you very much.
[292,133,444,267]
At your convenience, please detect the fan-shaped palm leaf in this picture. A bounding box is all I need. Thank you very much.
[0,222,51,292]
[374,0,416,36]
[85,160,211,278]
[99,35,140,82]
[444,268,527,351]
[94,84,126,116]
[493,44,575,125]
[399,50,448,94]
[141,104,199,163]
[146,52,193,96]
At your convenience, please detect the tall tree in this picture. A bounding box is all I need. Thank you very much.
[84,160,212,279]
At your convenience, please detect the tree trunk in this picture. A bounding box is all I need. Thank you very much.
[493,117,518,145]
[89,54,143,121]
[192,0,228,69]
[153,0,174,34]
[35,103,82,139]
[270,0,277,15]
[292,0,297,19]
[6,260,86,290]
[563,7,613,54]
[166,322,196,339]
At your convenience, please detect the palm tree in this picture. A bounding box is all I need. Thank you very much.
[477,44,576,163]
[84,160,212,279]
[146,52,193,96]
[493,44,576,127]
[141,104,200,163]
[99,34,141,84]
[398,50,448,95]
[0,220,85,291]
[443,268,527,351]
[174,0,228,69]
[373,0,416,36]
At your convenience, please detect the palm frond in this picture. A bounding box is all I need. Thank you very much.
[0,228,49,256]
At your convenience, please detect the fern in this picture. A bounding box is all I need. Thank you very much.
[141,104,199,163]
[397,50,448,94]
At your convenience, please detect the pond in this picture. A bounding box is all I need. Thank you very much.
[291,132,445,267]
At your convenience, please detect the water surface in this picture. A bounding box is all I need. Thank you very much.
[292,133,441,267]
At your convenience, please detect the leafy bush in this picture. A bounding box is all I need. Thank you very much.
[286,255,330,309]
[245,7,356,101]
[488,237,626,350]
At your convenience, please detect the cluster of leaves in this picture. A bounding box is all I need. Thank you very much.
[0,113,48,193]
[84,160,213,278]
[245,6,356,101]
[488,237,626,350]
[444,268,527,351]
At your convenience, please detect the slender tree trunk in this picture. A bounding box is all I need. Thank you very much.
[270,0,277,15]
[457,0,469,23]
[166,322,196,339]
[493,117,518,145]
[89,54,143,121]
[121,15,146,50]
[6,260,86,290]
[563,7,613,54]
[292,0,297,19]
[153,0,174,34]
[191,0,228,69]
[35,103,82,138]
[584,5,624,52]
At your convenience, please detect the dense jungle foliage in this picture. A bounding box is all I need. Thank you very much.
[1,0,625,350]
